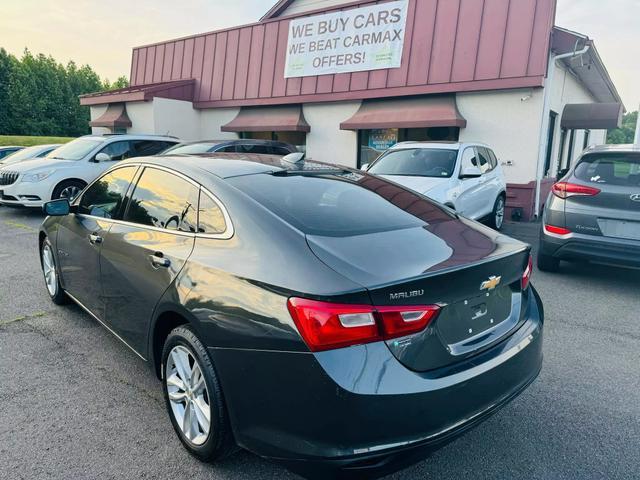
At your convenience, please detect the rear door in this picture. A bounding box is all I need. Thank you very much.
[100,166,198,355]
[566,152,640,240]
[56,166,139,319]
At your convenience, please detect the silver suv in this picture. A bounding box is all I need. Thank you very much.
[538,144,640,271]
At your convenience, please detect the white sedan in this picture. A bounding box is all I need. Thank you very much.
[363,142,507,230]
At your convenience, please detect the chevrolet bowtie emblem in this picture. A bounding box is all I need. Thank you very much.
[480,276,502,291]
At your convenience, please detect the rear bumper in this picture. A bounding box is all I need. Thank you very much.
[208,287,544,478]
[540,228,640,267]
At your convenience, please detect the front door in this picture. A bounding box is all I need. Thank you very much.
[56,166,139,319]
[100,166,198,355]
[456,146,485,219]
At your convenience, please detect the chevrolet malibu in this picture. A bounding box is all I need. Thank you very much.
[39,153,543,479]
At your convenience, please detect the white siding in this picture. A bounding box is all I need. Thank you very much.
[280,0,351,16]
[458,89,545,185]
[125,102,155,135]
[303,101,361,167]
[152,98,200,142]
[199,108,241,140]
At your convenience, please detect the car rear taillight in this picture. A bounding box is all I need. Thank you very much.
[552,182,601,199]
[287,298,440,352]
[544,224,571,236]
[522,254,533,290]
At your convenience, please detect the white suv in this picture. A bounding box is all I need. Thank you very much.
[0,134,179,208]
[363,142,507,230]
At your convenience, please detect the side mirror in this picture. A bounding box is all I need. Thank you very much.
[94,152,111,163]
[460,164,482,178]
[43,198,70,216]
[360,163,370,171]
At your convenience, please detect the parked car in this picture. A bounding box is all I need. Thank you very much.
[161,139,297,156]
[538,144,640,271]
[39,152,543,479]
[0,144,61,166]
[0,134,179,207]
[363,142,507,230]
[0,146,24,160]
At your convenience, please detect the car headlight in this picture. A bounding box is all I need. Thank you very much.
[21,170,55,183]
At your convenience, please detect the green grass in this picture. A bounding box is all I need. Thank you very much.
[0,135,75,147]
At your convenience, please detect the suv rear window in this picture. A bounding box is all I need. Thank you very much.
[228,173,424,237]
[575,153,640,187]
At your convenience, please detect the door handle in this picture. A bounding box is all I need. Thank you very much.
[150,253,171,268]
[88,233,103,245]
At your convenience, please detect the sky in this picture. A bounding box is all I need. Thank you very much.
[1,0,638,109]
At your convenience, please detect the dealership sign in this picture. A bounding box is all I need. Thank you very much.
[284,0,409,78]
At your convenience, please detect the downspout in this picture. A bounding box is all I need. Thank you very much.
[534,39,590,218]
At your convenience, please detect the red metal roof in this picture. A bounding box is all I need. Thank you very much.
[80,79,195,106]
[107,0,557,108]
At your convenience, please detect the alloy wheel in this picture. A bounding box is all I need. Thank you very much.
[59,185,81,200]
[166,345,211,446]
[42,244,58,296]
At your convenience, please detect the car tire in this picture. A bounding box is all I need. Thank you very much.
[40,237,69,305]
[488,195,506,230]
[52,180,86,201]
[537,252,560,272]
[162,325,236,463]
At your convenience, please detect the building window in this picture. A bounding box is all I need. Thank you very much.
[357,127,459,168]
[240,131,306,152]
[566,130,576,168]
[544,111,558,177]
[557,128,568,175]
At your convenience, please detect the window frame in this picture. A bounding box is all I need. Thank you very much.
[74,163,234,240]
[475,147,494,174]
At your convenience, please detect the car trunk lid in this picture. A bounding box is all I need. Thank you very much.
[306,218,531,371]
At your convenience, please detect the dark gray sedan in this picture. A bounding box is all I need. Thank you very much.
[39,153,543,479]
[539,144,640,271]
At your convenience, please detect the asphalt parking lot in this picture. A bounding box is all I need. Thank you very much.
[1,206,639,480]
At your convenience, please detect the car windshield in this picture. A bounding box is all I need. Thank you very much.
[575,153,640,187]
[0,146,45,164]
[161,143,218,155]
[46,138,103,160]
[228,172,427,237]
[368,148,458,178]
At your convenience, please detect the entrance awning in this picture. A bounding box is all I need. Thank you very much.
[89,103,132,128]
[560,103,623,130]
[221,105,310,132]
[340,96,467,130]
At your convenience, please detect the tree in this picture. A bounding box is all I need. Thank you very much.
[607,111,638,144]
[0,48,127,136]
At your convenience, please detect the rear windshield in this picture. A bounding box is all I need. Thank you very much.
[368,148,458,177]
[575,153,640,187]
[228,173,426,237]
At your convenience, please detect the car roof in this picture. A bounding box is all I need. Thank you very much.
[174,139,291,146]
[120,153,341,180]
[388,141,490,150]
[80,134,180,142]
[584,144,640,154]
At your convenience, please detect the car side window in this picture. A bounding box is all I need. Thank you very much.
[486,148,498,169]
[97,141,132,161]
[476,147,492,174]
[78,166,138,219]
[460,148,478,174]
[216,145,236,153]
[237,144,270,154]
[130,140,174,157]
[198,190,227,234]
[124,167,199,232]
[270,147,293,156]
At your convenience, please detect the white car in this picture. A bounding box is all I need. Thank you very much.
[0,144,61,167]
[0,134,179,208]
[363,142,507,230]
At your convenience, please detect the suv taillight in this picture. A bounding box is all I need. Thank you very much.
[552,182,600,199]
[522,254,533,290]
[287,298,440,352]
